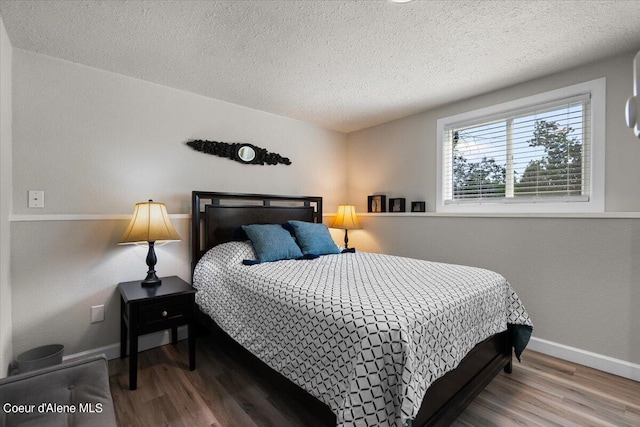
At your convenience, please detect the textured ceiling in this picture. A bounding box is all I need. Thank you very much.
[1,0,640,133]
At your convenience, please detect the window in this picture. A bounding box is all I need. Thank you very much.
[436,78,605,213]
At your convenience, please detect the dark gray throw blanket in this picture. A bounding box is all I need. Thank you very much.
[511,323,533,361]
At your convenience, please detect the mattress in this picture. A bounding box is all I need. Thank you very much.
[193,241,533,427]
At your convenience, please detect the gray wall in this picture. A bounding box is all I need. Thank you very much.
[4,26,639,371]
[9,49,347,357]
[346,50,640,365]
[0,16,13,377]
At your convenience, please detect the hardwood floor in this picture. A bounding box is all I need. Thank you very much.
[109,335,640,427]
[454,351,640,427]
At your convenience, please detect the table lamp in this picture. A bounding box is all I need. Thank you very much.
[331,205,361,253]
[119,200,181,286]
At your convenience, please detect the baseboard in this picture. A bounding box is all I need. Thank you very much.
[63,326,188,362]
[527,337,640,382]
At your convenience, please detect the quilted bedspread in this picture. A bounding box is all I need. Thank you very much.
[193,241,533,427]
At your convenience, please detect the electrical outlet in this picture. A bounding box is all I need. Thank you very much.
[28,190,45,208]
[91,305,105,323]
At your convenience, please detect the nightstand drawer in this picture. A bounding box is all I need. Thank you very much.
[139,296,189,325]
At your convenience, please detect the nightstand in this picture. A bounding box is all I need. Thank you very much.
[118,275,197,390]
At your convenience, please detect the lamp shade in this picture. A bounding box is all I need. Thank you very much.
[331,205,362,230]
[119,200,181,244]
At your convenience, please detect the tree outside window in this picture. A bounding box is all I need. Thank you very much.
[451,105,585,201]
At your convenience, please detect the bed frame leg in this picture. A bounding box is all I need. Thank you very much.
[503,358,513,374]
[503,331,513,374]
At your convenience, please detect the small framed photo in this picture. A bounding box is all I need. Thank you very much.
[411,201,426,212]
[389,198,406,213]
[368,195,387,213]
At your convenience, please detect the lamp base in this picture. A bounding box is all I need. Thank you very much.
[341,229,356,253]
[141,242,162,287]
[141,273,162,287]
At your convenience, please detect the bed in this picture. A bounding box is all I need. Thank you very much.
[190,191,532,427]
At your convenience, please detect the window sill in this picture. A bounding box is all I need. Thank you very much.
[13,212,639,222]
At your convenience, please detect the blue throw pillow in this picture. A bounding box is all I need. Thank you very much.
[241,224,303,263]
[286,220,340,256]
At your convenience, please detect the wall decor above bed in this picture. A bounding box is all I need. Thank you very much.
[186,139,291,165]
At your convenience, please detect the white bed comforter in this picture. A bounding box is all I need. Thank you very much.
[193,241,532,427]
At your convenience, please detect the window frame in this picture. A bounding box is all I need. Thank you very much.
[436,78,606,214]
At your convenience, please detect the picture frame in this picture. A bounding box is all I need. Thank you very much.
[367,195,387,213]
[411,201,426,212]
[389,198,406,213]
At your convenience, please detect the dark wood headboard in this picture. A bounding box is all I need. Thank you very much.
[191,191,323,273]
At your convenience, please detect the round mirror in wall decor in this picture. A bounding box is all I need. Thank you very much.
[237,145,256,163]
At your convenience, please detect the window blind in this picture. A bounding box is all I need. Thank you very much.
[443,94,591,204]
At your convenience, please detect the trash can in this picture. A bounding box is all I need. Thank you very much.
[14,344,64,374]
